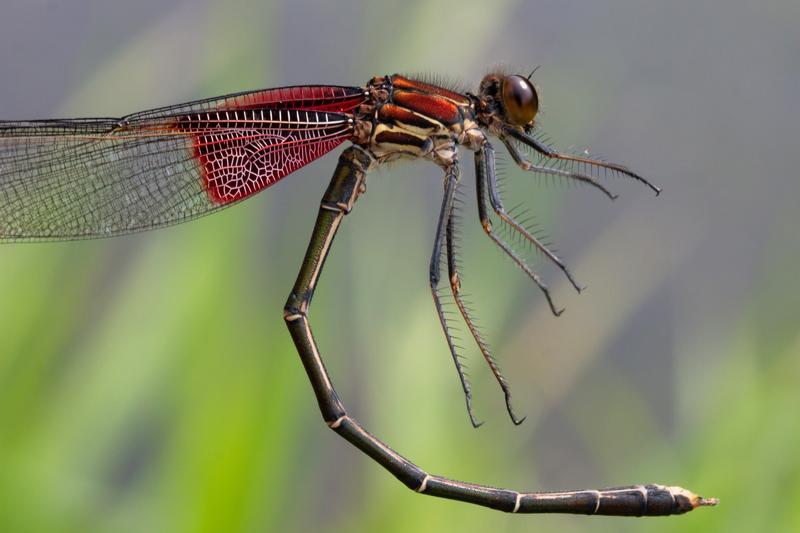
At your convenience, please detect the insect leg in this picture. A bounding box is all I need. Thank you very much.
[428,163,482,428]
[445,204,525,425]
[499,136,618,200]
[475,142,564,316]
[504,127,661,195]
[487,140,584,293]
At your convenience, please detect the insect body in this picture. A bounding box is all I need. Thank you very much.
[0,72,716,516]
[358,75,484,166]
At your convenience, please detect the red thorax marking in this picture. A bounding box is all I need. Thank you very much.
[391,90,461,126]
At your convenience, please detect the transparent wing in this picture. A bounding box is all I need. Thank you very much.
[0,105,354,241]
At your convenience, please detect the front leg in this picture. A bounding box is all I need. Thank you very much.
[504,127,661,195]
[499,135,618,200]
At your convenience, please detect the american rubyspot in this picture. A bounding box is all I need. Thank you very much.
[0,72,717,516]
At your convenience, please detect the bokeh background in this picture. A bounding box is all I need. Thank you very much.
[1,0,798,531]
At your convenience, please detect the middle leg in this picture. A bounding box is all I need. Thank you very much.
[485,141,584,293]
[475,142,564,316]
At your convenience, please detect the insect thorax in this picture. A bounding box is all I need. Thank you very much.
[353,75,486,168]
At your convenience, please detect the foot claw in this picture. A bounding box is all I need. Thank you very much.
[568,278,583,293]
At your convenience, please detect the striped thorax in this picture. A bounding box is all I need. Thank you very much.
[355,75,486,169]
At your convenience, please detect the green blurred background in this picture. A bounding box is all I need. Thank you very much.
[1,1,798,531]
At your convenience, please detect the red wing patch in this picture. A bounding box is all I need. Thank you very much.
[180,108,354,205]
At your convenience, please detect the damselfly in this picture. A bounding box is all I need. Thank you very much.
[0,72,717,516]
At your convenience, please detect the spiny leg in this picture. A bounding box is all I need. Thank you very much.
[428,163,482,428]
[283,145,716,515]
[445,204,525,425]
[487,140,584,293]
[475,142,564,317]
[499,136,619,200]
[504,127,662,195]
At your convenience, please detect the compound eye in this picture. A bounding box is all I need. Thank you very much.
[501,75,538,126]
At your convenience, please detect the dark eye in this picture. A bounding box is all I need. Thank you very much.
[501,75,538,126]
